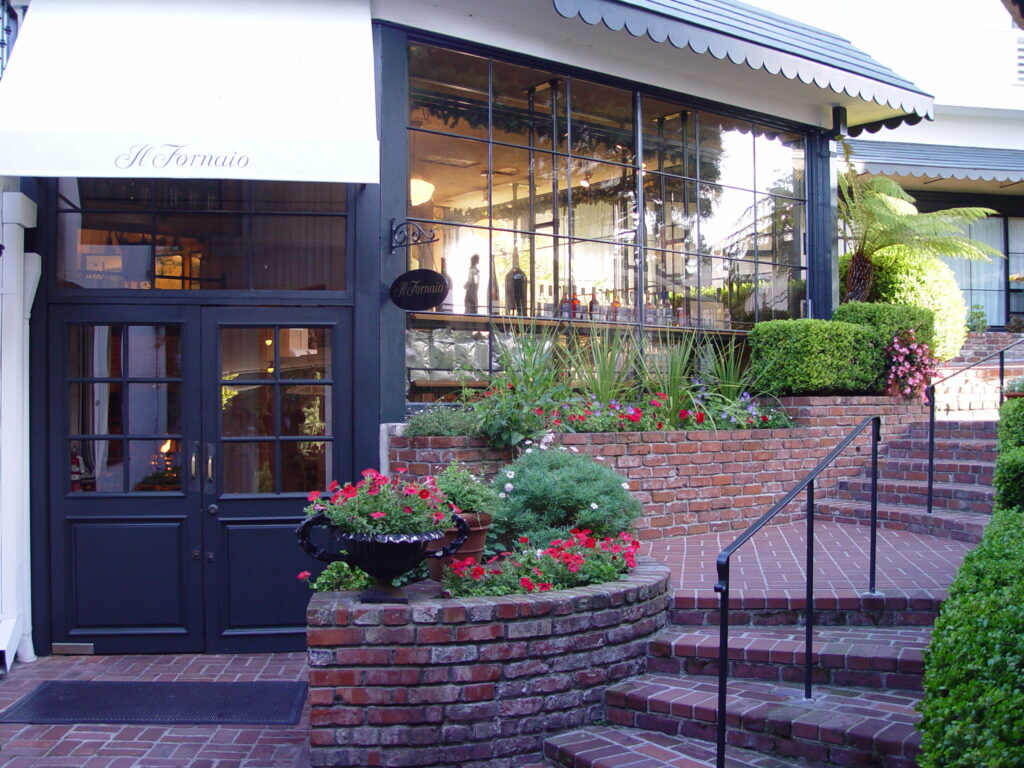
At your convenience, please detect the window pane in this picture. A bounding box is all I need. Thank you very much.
[155,179,248,211]
[253,182,346,213]
[156,213,248,290]
[282,386,329,437]
[717,259,759,330]
[71,439,124,493]
[281,441,330,493]
[642,98,696,178]
[69,325,123,378]
[698,112,753,190]
[755,129,805,196]
[280,327,332,380]
[699,184,756,259]
[1009,218,1024,254]
[570,160,636,243]
[570,241,636,322]
[490,148,568,237]
[223,442,275,494]
[644,248,696,326]
[222,385,275,437]
[492,59,563,151]
[130,439,182,492]
[756,262,805,322]
[756,196,805,266]
[644,174,697,253]
[60,178,154,211]
[127,325,182,378]
[252,215,345,291]
[58,214,154,289]
[128,383,181,435]
[221,328,275,380]
[409,132,490,222]
[408,43,489,140]
[569,78,634,164]
[69,383,123,436]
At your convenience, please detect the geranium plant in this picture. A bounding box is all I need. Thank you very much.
[442,528,641,597]
[885,329,938,402]
[305,468,453,535]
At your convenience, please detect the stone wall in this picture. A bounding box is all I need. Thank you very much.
[386,397,929,540]
[306,558,671,768]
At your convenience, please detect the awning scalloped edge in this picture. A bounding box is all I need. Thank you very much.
[554,0,934,122]
[858,162,1024,184]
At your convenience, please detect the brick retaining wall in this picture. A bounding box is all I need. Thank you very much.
[386,397,929,540]
[306,558,671,768]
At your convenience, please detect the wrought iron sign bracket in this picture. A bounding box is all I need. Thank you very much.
[389,219,438,255]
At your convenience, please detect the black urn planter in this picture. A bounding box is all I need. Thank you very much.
[296,513,469,603]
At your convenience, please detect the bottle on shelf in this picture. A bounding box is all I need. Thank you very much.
[589,289,600,320]
[608,291,621,322]
[571,291,581,320]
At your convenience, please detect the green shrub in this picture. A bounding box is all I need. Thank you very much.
[919,506,1024,768]
[841,249,967,361]
[966,304,988,332]
[491,447,641,549]
[405,404,478,437]
[435,461,500,514]
[832,302,936,390]
[748,319,879,396]
[997,397,1024,453]
[994,447,1024,510]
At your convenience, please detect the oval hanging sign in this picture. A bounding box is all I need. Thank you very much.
[389,269,449,311]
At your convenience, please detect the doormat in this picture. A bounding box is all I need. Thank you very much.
[0,680,307,725]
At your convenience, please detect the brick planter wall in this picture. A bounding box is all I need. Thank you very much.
[387,397,929,540]
[306,558,671,768]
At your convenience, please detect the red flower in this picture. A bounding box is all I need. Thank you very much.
[518,537,530,544]
[519,577,535,592]
[432,511,446,522]
[538,582,553,592]
[328,480,340,492]
[296,571,311,580]
[650,399,663,407]
[761,414,769,423]
[307,490,320,502]
[366,484,380,496]
[370,511,386,519]
[419,489,430,499]
[534,408,545,415]
[695,412,705,424]
[678,409,690,420]
[330,491,341,504]
[342,485,358,498]
[471,566,486,580]
[553,419,562,425]
[656,392,666,398]
[656,421,663,430]
[403,505,413,514]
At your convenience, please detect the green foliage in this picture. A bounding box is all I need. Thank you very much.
[472,323,572,448]
[700,337,753,402]
[404,404,478,437]
[748,319,880,396]
[919,506,1024,768]
[300,561,373,593]
[491,447,641,549]
[841,249,968,361]
[994,447,1024,510]
[997,397,1024,453]
[966,304,989,332]
[640,331,702,425]
[1004,376,1024,394]
[306,470,452,535]
[434,461,500,514]
[566,324,639,405]
[1006,316,1024,334]
[832,302,936,390]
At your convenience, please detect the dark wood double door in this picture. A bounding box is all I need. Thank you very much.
[48,304,351,654]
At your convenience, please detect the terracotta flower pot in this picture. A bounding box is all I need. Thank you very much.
[1005,391,1024,399]
[426,511,493,581]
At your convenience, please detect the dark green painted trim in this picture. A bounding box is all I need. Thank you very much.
[806,132,836,318]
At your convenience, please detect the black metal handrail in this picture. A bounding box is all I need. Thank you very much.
[713,415,881,768]
[925,337,1024,514]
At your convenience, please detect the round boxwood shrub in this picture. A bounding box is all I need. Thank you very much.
[994,446,1024,510]
[840,249,967,361]
[997,397,1024,454]
[491,446,641,549]
[832,302,936,390]
[748,319,880,396]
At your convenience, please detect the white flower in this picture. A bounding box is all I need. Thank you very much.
[504,482,514,492]
[498,492,506,499]
[570,447,579,453]
[524,440,533,445]
[525,448,533,454]
[595,456,606,461]
[621,482,630,489]
[590,503,599,510]
[506,471,515,479]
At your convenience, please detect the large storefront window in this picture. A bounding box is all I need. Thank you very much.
[56,180,347,291]
[404,42,807,396]
[941,216,1024,328]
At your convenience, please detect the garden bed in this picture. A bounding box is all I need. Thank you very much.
[306,558,671,768]
[387,396,929,540]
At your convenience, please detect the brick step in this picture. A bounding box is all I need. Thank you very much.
[544,725,832,768]
[833,479,993,513]
[814,499,989,543]
[605,674,922,768]
[875,457,993,485]
[671,589,942,629]
[884,438,997,462]
[647,626,929,691]
[901,422,997,440]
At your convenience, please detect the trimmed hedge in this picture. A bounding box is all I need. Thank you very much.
[748,319,879,396]
[997,397,1024,453]
[919,506,1024,768]
[832,302,936,391]
[994,447,1024,510]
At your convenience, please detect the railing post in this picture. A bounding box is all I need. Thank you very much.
[869,416,879,594]
[805,480,814,700]
[926,384,936,515]
[715,562,730,768]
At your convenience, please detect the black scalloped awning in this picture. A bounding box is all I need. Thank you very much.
[847,140,1024,184]
[554,0,933,131]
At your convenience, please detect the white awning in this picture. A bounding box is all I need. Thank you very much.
[0,0,379,183]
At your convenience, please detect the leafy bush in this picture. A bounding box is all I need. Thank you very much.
[1006,316,1024,334]
[966,304,988,332]
[442,529,640,597]
[748,319,879,396]
[919,506,1024,768]
[435,461,500,514]
[997,397,1024,453]
[884,329,938,402]
[994,447,1024,510]
[491,447,641,549]
[404,404,478,437]
[298,562,373,592]
[841,249,967,361]
[832,302,935,391]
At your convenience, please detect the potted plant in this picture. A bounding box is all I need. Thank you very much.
[296,469,468,603]
[426,462,500,579]
[1005,376,1024,399]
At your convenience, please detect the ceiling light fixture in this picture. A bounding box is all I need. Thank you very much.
[409,178,435,206]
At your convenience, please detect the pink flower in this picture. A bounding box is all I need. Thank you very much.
[370,511,386,519]
[296,571,311,580]
[307,490,320,502]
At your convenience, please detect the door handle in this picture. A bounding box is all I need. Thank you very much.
[190,453,198,480]
[206,455,214,483]
[207,504,219,516]
[188,442,200,481]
